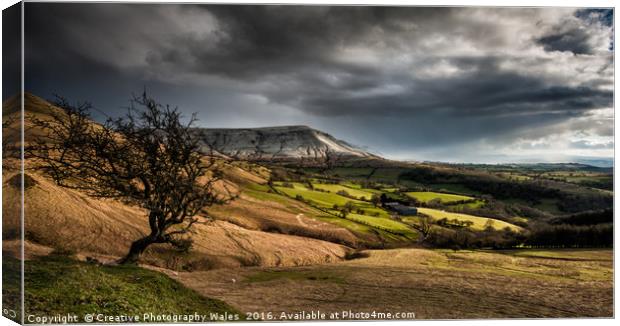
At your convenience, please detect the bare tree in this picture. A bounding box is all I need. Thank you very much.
[27,92,230,264]
[2,112,19,160]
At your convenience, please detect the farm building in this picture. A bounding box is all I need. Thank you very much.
[384,202,418,216]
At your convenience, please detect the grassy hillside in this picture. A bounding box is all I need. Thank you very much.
[3,255,240,321]
[173,248,613,319]
[2,168,351,270]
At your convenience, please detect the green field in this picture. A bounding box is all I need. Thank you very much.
[405,191,484,209]
[417,208,522,231]
[276,182,365,207]
[406,191,474,204]
[346,213,418,238]
[340,181,363,189]
[312,214,415,243]
[276,182,388,217]
[312,183,379,200]
[274,182,414,236]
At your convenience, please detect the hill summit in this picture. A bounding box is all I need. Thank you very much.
[192,125,378,161]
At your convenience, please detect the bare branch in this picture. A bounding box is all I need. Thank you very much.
[27,92,233,264]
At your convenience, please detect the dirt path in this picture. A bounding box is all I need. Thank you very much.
[295,214,307,227]
[167,248,613,320]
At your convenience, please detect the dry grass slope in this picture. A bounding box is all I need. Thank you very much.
[170,248,612,319]
[3,94,356,270]
[2,171,352,270]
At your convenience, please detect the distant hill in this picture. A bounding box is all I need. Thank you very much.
[569,158,614,168]
[455,162,612,172]
[192,125,379,162]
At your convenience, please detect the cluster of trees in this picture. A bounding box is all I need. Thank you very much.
[336,189,351,197]
[549,209,613,226]
[434,217,475,229]
[332,202,356,218]
[268,166,306,183]
[555,193,613,213]
[401,168,551,204]
[575,178,613,191]
[423,226,525,250]
[421,220,613,250]
[416,198,479,210]
[525,223,613,248]
[370,195,382,207]
[457,201,548,222]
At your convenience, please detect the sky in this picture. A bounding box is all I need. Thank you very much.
[18,3,615,164]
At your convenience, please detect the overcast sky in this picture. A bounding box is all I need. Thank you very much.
[21,4,614,164]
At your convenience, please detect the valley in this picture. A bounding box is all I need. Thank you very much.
[2,93,614,320]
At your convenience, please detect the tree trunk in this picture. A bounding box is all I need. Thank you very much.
[119,235,156,264]
[119,211,164,264]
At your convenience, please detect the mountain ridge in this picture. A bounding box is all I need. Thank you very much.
[192,125,380,162]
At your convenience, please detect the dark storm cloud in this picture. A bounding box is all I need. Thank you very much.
[22,3,614,162]
[538,27,597,54]
[148,6,455,79]
[140,6,613,119]
[537,9,614,54]
[300,66,612,118]
[2,3,21,97]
